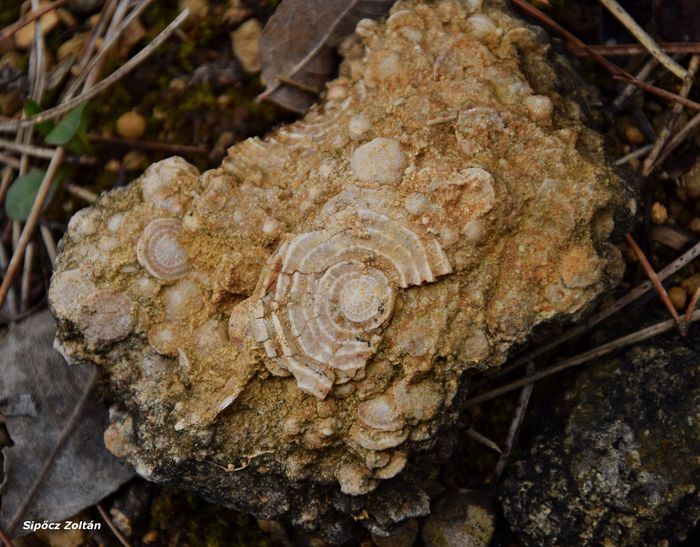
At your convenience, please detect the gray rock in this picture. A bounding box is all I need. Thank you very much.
[421,490,495,547]
[500,330,700,546]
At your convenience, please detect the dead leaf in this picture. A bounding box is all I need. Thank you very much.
[0,311,133,534]
[259,0,396,113]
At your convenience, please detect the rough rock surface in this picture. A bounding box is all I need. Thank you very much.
[49,0,630,542]
[501,329,700,546]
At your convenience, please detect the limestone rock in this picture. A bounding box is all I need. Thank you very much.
[49,0,630,542]
[500,329,700,546]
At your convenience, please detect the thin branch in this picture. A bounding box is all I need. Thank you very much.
[63,0,154,99]
[0,153,20,170]
[0,239,17,317]
[569,42,700,57]
[39,224,56,264]
[96,502,132,547]
[0,9,191,133]
[20,241,34,313]
[8,367,99,534]
[611,58,658,111]
[656,110,700,169]
[464,309,700,409]
[624,233,681,325]
[491,362,535,483]
[0,148,64,308]
[614,143,654,166]
[64,182,98,203]
[511,0,700,111]
[0,0,68,42]
[88,134,209,156]
[466,428,502,454]
[598,0,687,79]
[0,525,16,547]
[642,54,700,176]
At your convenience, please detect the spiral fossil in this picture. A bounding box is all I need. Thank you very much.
[243,208,452,398]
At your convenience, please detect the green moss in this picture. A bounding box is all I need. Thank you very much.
[150,487,272,547]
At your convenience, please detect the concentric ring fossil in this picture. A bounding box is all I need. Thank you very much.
[49,0,632,542]
[240,208,452,398]
[136,218,189,280]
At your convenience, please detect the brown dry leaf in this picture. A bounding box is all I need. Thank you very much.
[259,0,396,113]
[0,311,133,534]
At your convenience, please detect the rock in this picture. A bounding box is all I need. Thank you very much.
[49,0,631,543]
[421,490,495,547]
[231,18,262,74]
[371,519,418,546]
[500,328,700,546]
[116,111,147,139]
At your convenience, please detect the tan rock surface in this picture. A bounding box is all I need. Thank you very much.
[50,0,631,542]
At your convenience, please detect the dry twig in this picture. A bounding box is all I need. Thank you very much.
[491,362,535,483]
[598,0,687,79]
[642,55,700,176]
[0,9,190,134]
[569,43,700,57]
[0,149,64,308]
[96,502,132,547]
[464,309,700,409]
[511,0,700,112]
[624,233,681,325]
[0,0,68,42]
[0,525,16,547]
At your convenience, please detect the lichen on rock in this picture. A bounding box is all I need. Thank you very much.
[50,0,631,542]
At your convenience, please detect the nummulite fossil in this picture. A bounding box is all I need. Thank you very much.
[49,0,632,542]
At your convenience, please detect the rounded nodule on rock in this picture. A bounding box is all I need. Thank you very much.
[358,396,405,432]
[77,290,134,345]
[49,268,97,322]
[137,218,190,280]
[350,137,406,185]
[162,278,203,322]
[336,461,378,496]
[141,156,198,202]
[525,94,553,122]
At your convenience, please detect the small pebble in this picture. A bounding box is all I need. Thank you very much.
[142,530,159,544]
[669,286,687,311]
[682,160,700,199]
[105,159,121,173]
[169,77,187,93]
[625,126,645,145]
[681,274,700,297]
[116,111,146,140]
[231,19,262,74]
[650,202,668,225]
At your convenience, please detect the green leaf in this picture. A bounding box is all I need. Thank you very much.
[45,102,87,145]
[5,168,70,221]
[24,99,56,137]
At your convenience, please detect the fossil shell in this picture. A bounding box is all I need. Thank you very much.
[243,208,451,398]
[48,0,632,541]
[137,218,190,280]
[76,290,134,346]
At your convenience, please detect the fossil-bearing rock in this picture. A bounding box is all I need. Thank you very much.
[50,0,631,542]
